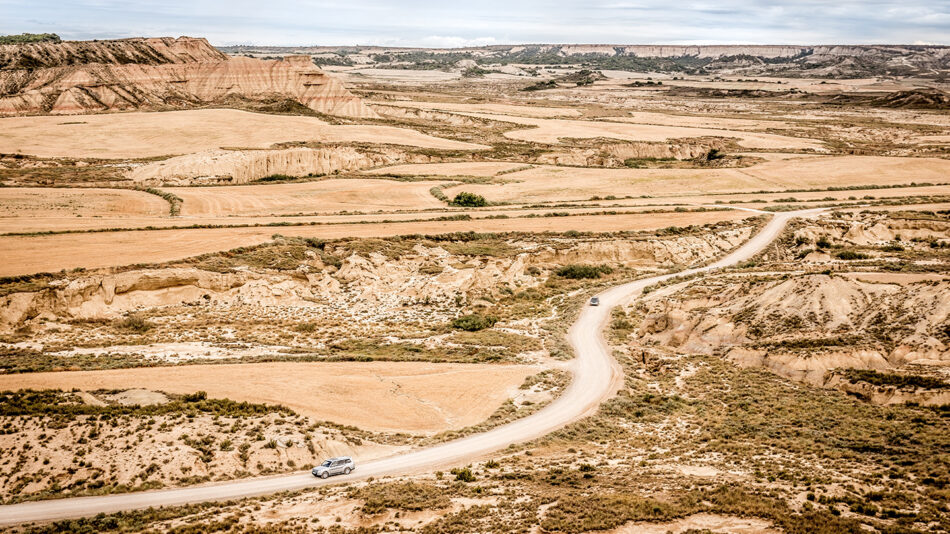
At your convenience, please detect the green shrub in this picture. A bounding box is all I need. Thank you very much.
[451,467,476,482]
[836,250,869,260]
[450,192,488,207]
[555,264,614,279]
[451,314,498,331]
[116,314,153,333]
[541,494,682,533]
[352,482,451,513]
[521,80,558,91]
[0,33,60,44]
[182,391,207,402]
[0,390,291,418]
[842,369,947,390]
[256,174,296,182]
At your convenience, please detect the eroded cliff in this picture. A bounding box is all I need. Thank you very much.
[0,37,377,118]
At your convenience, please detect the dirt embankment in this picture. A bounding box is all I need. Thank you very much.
[637,274,949,380]
[371,104,489,127]
[129,146,437,185]
[0,37,376,117]
[536,139,726,166]
[0,227,753,333]
[0,36,226,70]
[628,213,950,403]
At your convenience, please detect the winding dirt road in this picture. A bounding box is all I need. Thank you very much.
[0,208,819,526]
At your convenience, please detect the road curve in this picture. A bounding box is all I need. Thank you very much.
[0,209,820,526]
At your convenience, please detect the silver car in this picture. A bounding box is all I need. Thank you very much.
[589,297,600,306]
[312,456,355,478]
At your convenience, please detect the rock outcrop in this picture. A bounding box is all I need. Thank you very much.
[0,227,753,333]
[634,274,950,385]
[128,146,436,185]
[537,140,724,166]
[0,37,377,118]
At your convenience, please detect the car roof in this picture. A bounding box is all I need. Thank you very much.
[327,456,352,462]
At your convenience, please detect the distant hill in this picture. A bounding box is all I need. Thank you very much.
[0,36,376,118]
[0,33,61,45]
[220,44,950,78]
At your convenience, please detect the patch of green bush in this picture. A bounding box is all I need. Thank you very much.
[836,250,869,260]
[541,494,682,532]
[555,264,614,279]
[352,481,451,513]
[0,389,293,419]
[0,33,60,44]
[450,467,476,482]
[451,314,498,331]
[842,369,947,390]
[521,79,558,91]
[115,313,153,333]
[449,192,488,207]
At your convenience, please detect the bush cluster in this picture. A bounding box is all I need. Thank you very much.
[555,264,614,279]
[843,369,947,390]
[449,192,488,207]
[451,314,498,331]
[836,250,869,260]
[0,33,60,44]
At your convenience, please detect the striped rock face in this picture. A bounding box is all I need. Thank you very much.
[0,37,378,118]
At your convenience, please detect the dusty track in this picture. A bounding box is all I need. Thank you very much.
[0,208,818,526]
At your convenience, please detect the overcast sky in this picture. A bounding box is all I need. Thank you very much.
[2,0,948,47]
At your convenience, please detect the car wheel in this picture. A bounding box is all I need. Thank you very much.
[344,467,351,475]
[321,471,329,479]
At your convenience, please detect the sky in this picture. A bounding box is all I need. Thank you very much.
[2,0,948,47]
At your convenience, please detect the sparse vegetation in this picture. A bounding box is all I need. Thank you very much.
[842,369,947,390]
[352,482,451,513]
[449,191,488,207]
[450,313,498,331]
[0,33,60,44]
[555,264,614,279]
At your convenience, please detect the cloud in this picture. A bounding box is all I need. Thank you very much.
[417,36,500,48]
[1,0,947,46]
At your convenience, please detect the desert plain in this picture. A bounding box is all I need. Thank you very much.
[0,36,948,533]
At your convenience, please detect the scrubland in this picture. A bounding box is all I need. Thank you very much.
[0,44,948,533]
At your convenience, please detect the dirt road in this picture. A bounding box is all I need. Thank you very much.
[0,208,819,526]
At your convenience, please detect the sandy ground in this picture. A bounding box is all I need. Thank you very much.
[0,109,486,159]
[0,202,735,234]
[494,116,824,150]
[608,513,778,534]
[620,111,791,130]
[1,181,944,235]
[336,68,461,83]
[0,187,167,218]
[0,361,538,434]
[168,179,445,216]
[390,107,824,150]
[0,210,753,276]
[0,209,842,525]
[438,157,950,203]
[367,161,529,177]
[371,100,582,118]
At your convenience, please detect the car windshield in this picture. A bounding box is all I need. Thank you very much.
[321,461,331,467]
